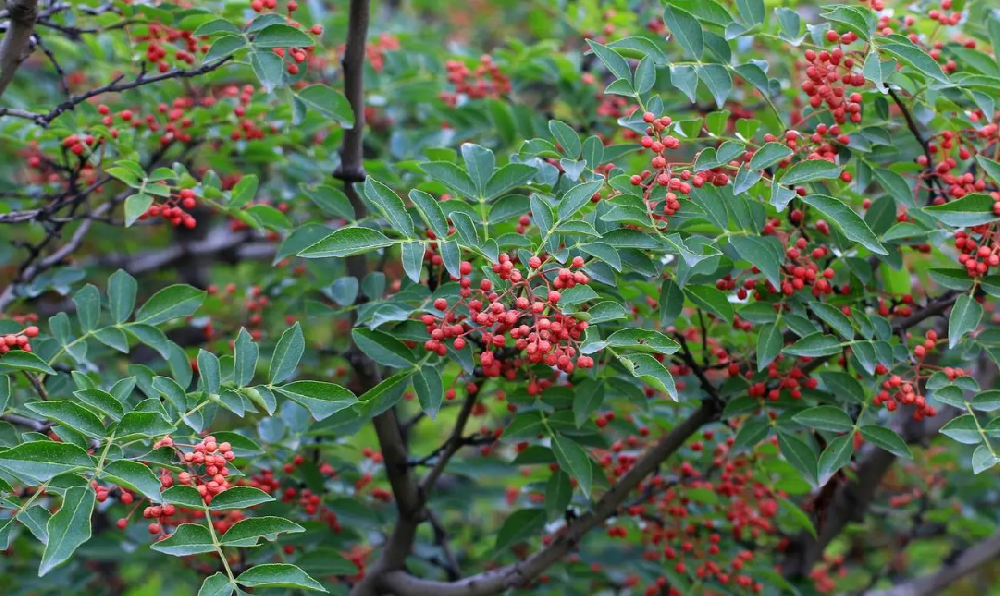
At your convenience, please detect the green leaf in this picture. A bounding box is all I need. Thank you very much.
[302,183,355,219]
[557,180,603,220]
[234,328,259,388]
[730,236,780,288]
[860,425,911,458]
[26,402,104,438]
[756,323,782,371]
[108,167,143,188]
[162,486,207,509]
[879,41,949,84]
[151,523,216,556]
[197,350,221,395]
[484,164,536,199]
[580,243,621,271]
[72,284,100,332]
[0,351,57,375]
[819,371,865,403]
[270,323,304,385]
[254,24,313,48]
[108,269,137,324]
[658,278,683,326]
[545,471,573,519]
[572,381,604,427]
[801,194,887,255]
[973,444,1000,474]
[777,432,818,486]
[197,573,235,596]
[792,406,854,432]
[351,328,416,367]
[617,353,677,400]
[298,227,395,258]
[247,204,292,231]
[811,303,854,340]
[135,284,206,325]
[419,162,477,197]
[820,5,874,40]
[228,175,258,209]
[494,509,547,552]
[211,487,276,510]
[412,367,443,419]
[606,329,680,354]
[940,415,982,445]
[219,516,305,545]
[588,301,628,324]
[275,381,357,421]
[551,436,593,497]
[818,433,853,478]
[779,497,816,538]
[634,55,656,95]
[973,390,1000,413]
[38,486,95,576]
[297,85,353,125]
[115,412,174,439]
[784,333,841,357]
[249,50,284,92]
[18,505,50,544]
[864,52,896,93]
[733,417,769,451]
[357,369,414,407]
[684,285,733,323]
[194,18,240,36]
[401,242,423,283]
[71,388,123,421]
[979,155,1000,186]
[749,142,793,171]
[103,461,162,502]
[949,294,982,348]
[123,193,153,227]
[548,121,581,158]
[364,178,415,237]
[236,564,327,592]
[586,40,631,81]
[461,144,496,193]
[205,34,246,62]
[408,190,449,238]
[925,193,999,228]
[697,64,732,108]
[781,160,842,185]
[663,5,704,59]
[735,0,764,25]
[0,375,9,413]
[776,7,802,40]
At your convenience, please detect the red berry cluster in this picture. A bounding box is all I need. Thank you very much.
[797,47,865,125]
[440,54,511,106]
[873,349,959,421]
[419,253,594,377]
[0,325,38,354]
[136,23,205,73]
[139,188,199,229]
[955,224,1000,277]
[61,133,100,156]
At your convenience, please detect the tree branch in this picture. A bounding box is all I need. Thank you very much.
[379,399,721,596]
[0,0,38,100]
[419,389,478,495]
[860,531,1000,596]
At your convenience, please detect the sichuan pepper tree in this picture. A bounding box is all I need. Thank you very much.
[3,0,1000,595]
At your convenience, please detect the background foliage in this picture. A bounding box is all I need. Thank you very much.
[3,0,1000,595]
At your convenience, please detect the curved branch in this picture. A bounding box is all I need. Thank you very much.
[379,400,720,596]
[861,531,1000,596]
